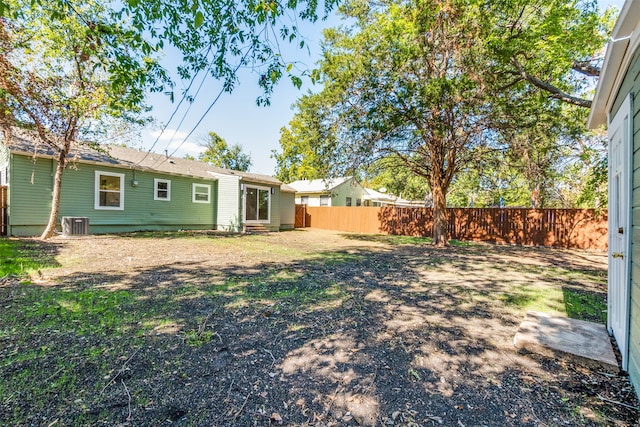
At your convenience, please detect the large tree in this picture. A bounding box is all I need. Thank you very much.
[0,0,166,239]
[276,0,612,245]
[199,132,252,172]
[273,92,337,182]
[301,0,495,245]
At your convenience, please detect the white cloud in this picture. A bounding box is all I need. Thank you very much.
[145,128,205,159]
[168,140,206,158]
[148,128,188,141]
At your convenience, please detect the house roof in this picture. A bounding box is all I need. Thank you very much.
[287,177,353,193]
[280,184,297,193]
[363,187,397,203]
[588,0,640,128]
[3,128,282,186]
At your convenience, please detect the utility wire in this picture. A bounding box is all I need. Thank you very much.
[151,47,218,168]
[152,47,255,169]
[135,45,213,167]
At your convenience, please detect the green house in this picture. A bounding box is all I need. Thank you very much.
[588,0,640,400]
[0,130,295,236]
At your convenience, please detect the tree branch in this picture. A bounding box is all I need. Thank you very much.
[572,60,600,77]
[511,57,592,108]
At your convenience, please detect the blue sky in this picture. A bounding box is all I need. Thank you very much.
[136,0,625,176]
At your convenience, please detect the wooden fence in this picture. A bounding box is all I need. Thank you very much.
[296,206,608,250]
[0,186,7,236]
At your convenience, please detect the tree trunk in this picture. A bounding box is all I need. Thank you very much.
[431,180,449,247]
[40,151,66,239]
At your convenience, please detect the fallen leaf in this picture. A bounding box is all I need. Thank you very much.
[270,412,283,424]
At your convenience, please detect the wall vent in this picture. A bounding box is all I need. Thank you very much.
[62,217,89,236]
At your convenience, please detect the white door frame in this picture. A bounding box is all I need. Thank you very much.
[243,184,271,224]
[608,93,633,370]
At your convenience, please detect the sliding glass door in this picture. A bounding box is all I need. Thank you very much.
[245,186,270,223]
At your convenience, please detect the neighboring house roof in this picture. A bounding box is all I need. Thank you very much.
[588,0,639,128]
[287,177,353,193]
[363,187,397,203]
[3,128,281,186]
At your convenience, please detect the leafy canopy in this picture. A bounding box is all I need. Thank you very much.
[199,131,252,172]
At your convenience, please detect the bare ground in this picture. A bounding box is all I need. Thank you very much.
[0,228,637,426]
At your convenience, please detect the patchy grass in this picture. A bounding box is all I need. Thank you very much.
[0,239,59,278]
[343,233,473,247]
[499,285,566,315]
[563,288,608,324]
[0,230,634,427]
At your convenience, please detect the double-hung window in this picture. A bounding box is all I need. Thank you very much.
[192,183,211,203]
[95,171,124,210]
[154,179,171,201]
[320,195,329,206]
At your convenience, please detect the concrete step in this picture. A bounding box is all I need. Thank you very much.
[243,224,270,234]
[514,311,619,373]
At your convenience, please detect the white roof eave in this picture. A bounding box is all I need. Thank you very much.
[588,0,640,129]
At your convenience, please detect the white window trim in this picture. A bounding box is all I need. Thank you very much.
[320,195,330,206]
[192,183,211,203]
[154,178,171,201]
[244,185,271,224]
[94,171,125,210]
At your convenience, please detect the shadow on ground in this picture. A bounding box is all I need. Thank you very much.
[0,236,635,426]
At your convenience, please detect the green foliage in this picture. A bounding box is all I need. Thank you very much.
[273,93,337,182]
[364,157,430,201]
[274,0,613,214]
[2,0,339,105]
[199,131,252,172]
[0,0,166,134]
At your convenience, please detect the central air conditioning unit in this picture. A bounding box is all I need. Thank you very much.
[61,217,90,236]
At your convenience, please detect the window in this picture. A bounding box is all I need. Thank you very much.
[245,186,270,222]
[356,198,362,206]
[95,171,124,210]
[154,179,171,201]
[320,195,329,206]
[192,183,211,203]
[346,197,352,207]
[300,196,309,205]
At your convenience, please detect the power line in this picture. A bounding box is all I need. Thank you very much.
[151,47,218,168]
[152,47,255,169]
[135,45,213,167]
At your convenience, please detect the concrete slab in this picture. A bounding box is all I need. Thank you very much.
[514,311,619,373]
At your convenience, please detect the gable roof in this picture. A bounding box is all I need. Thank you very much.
[287,177,353,193]
[3,128,281,186]
[588,0,640,128]
[363,187,397,203]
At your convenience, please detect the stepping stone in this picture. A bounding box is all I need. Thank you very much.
[514,311,619,373]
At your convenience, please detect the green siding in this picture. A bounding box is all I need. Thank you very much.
[8,153,217,236]
[332,178,365,206]
[619,44,640,395]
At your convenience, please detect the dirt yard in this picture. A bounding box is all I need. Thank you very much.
[0,229,637,426]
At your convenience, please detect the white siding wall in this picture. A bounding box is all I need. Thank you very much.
[280,192,295,228]
[216,175,241,232]
[295,193,327,206]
